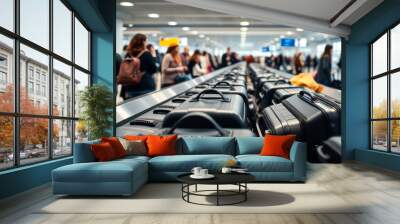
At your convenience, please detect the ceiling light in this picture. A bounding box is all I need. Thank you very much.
[296,28,304,32]
[240,27,248,32]
[280,35,285,38]
[168,21,177,26]
[128,24,134,27]
[240,21,250,26]
[120,2,134,7]
[190,31,198,35]
[182,27,190,31]
[286,31,293,35]
[199,34,205,38]
[148,13,159,18]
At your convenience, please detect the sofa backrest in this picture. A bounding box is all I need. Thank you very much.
[73,139,100,163]
[235,137,263,155]
[177,136,236,155]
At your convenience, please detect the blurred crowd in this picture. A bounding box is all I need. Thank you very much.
[116,33,340,101]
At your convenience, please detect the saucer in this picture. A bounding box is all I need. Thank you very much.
[190,174,215,179]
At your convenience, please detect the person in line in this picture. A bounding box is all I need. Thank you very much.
[161,43,188,88]
[181,46,190,68]
[293,52,304,75]
[220,47,234,68]
[188,50,208,78]
[304,54,311,72]
[123,33,157,99]
[316,44,333,86]
[147,44,162,90]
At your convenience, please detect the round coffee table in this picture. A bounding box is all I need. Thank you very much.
[177,173,255,206]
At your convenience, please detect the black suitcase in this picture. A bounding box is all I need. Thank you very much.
[271,87,305,105]
[259,103,303,138]
[281,91,341,143]
[162,89,247,128]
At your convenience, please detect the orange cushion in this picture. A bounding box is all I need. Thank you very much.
[101,137,126,158]
[146,135,177,157]
[124,135,149,141]
[259,134,296,159]
[91,142,118,162]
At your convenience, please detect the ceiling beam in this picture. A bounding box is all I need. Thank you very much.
[165,0,351,37]
[330,0,368,27]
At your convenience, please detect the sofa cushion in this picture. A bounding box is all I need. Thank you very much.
[149,154,235,172]
[147,135,177,157]
[260,134,296,159]
[101,137,127,158]
[53,158,147,183]
[235,137,263,155]
[91,142,118,162]
[178,137,235,155]
[236,155,293,172]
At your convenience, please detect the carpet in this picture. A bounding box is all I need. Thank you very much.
[38,183,361,214]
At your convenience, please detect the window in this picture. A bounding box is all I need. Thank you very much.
[0,0,91,170]
[370,22,400,153]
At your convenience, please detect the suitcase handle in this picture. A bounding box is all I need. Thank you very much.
[212,81,235,90]
[164,112,230,136]
[274,79,287,85]
[299,90,315,101]
[190,89,230,102]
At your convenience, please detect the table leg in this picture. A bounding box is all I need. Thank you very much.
[245,183,247,201]
[195,184,198,192]
[217,184,219,206]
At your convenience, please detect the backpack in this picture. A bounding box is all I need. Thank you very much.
[117,51,146,86]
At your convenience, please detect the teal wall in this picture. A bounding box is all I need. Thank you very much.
[0,0,116,200]
[344,0,400,171]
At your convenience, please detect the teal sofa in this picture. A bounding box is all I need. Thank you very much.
[52,136,307,196]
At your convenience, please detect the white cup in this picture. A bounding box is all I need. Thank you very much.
[200,169,208,176]
[221,167,232,174]
[191,167,202,176]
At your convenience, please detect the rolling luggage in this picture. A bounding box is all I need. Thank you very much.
[162,89,247,128]
[281,91,341,143]
[316,136,341,163]
[271,87,305,105]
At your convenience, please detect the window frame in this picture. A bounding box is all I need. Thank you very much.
[370,20,400,154]
[0,0,92,171]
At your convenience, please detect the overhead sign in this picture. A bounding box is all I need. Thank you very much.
[261,46,270,52]
[159,37,180,47]
[280,38,295,47]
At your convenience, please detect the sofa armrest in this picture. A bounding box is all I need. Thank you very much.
[289,141,307,181]
[73,140,100,163]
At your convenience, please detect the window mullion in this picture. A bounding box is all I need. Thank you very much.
[387,30,391,152]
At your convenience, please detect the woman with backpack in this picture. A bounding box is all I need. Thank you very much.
[118,33,157,99]
[161,43,188,88]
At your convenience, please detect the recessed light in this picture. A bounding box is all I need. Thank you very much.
[148,13,159,18]
[286,31,293,35]
[128,24,134,27]
[296,28,304,32]
[240,21,250,26]
[168,21,177,26]
[182,27,190,31]
[199,34,205,38]
[190,31,198,35]
[120,2,134,7]
[240,27,248,32]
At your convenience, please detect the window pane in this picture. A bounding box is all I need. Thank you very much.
[53,0,72,60]
[391,24,400,70]
[75,120,88,143]
[74,69,89,118]
[0,35,14,112]
[53,119,72,157]
[20,117,49,165]
[372,76,387,119]
[391,120,400,153]
[20,44,49,115]
[0,116,14,170]
[372,33,387,76]
[372,121,388,151]
[391,72,400,118]
[75,18,89,70]
[0,0,14,31]
[53,59,72,117]
[20,0,49,49]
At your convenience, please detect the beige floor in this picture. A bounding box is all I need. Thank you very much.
[1,162,400,224]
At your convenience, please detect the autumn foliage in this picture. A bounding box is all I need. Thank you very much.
[0,85,59,152]
[372,99,400,142]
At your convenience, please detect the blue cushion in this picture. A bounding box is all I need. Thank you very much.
[178,137,235,155]
[73,140,100,163]
[235,137,263,155]
[149,154,235,172]
[236,155,293,172]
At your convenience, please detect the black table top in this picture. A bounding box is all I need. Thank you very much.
[177,172,255,185]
